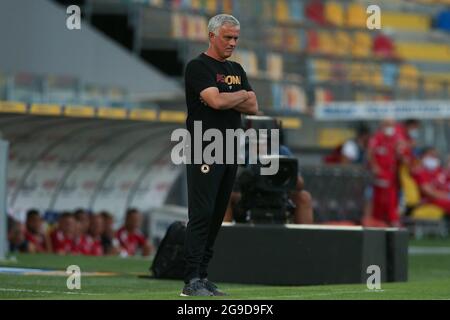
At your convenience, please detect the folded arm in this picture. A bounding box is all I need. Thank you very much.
[421,183,449,200]
[233,91,259,115]
[200,87,249,110]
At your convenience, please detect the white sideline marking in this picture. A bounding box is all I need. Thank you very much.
[248,290,381,299]
[0,288,103,296]
[222,222,366,231]
[409,247,450,255]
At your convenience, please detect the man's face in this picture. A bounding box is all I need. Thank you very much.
[126,212,142,230]
[77,213,90,233]
[61,217,76,238]
[103,216,114,232]
[381,119,396,137]
[90,215,104,237]
[27,215,41,234]
[210,24,240,60]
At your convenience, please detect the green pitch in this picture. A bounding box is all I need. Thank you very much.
[0,238,449,300]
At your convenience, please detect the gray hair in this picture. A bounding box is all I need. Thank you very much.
[208,14,240,35]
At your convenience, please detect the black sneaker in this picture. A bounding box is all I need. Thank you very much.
[180,278,213,297]
[201,278,227,296]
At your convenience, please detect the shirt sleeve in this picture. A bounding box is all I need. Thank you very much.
[137,233,147,247]
[185,60,217,95]
[239,64,253,92]
[412,170,429,185]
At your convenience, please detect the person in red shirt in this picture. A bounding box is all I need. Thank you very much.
[367,119,400,225]
[50,212,76,255]
[412,148,450,214]
[72,219,90,255]
[443,155,450,193]
[72,209,93,255]
[24,209,50,253]
[395,119,421,168]
[115,208,152,257]
[86,214,105,256]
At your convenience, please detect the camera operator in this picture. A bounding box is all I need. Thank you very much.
[223,130,313,225]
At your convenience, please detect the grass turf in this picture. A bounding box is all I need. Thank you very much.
[0,238,449,300]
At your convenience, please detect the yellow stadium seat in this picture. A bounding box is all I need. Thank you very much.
[205,0,217,14]
[351,32,372,58]
[349,63,361,83]
[334,31,351,56]
[171,12,183,39]
[346,3,367,28]
[318,31,335,55]
[396,42,450,63]
[285,29,302,52]
[349,63,370,84]
[313,60,332,82]
[412,204,445,220]
[233,50,259,77]
[422,73,450,95]
[190,0,201,10]
[382,12,431,32]
[222,0,233,14]
[424,78,442,94]
[150,0,164,7]
[398,64,419,90]
[275,0,290,22]
[268,27,283,48]
[370,66,384,88]
[355,92,369,101]
[325,1,344,26]
[266,53,284,80]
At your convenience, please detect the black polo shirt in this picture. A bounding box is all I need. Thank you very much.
[185,53,253,163]
[184,53,253,135]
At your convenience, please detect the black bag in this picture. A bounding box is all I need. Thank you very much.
[150,221,186,279]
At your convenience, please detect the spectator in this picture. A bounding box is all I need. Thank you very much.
[100,211,120,255]
[50,212,75,255]
[341,126,370,164]
[367,119,400,226]
[74,208,90,235]
[87,214,105,256]
[445,155,450,189]
[24,209,50,253]
[395,119,421,167]
[224,140,314,225]
[72,209,92,255]
[8,218,27,253]
[115,208,152,257]
[412,147,450,214]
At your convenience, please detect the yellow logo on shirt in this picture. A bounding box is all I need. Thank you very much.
[216,74,241,85]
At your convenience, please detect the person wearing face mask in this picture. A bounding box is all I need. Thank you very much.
[395,119,421,167]
[412,147,450,214]
[367,119,400,226]
[445,155,450,192]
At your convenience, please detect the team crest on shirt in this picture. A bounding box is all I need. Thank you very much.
[201,164,210,174]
